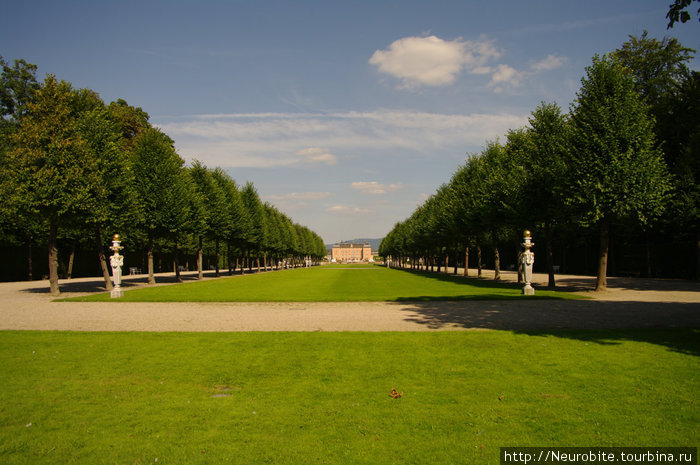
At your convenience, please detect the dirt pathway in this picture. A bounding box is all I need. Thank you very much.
[0,269,697,332]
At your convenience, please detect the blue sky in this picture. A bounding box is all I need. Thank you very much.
[2,1,698,243]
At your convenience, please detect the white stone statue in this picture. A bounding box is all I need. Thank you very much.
[110,234,124,298]
[521,230,535,295]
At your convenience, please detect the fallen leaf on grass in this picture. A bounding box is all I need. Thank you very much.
[389,388,403,398]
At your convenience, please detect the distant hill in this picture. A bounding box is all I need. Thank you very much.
[326,238,383,251]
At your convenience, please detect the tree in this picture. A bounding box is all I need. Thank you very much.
[210,168,249,273]
[0,57,40,121]
[0,57,41,278]
[666,0,700,28]
[613,33,698,277]
[4,76,103,294]
[520,102,570,287]
[612,31,695,115]
[73,89,138,290]
[240,182,267,271]
[131,127,193,284]
[568,55,672,291]
[188,161,233,277]
[107,99,150,149]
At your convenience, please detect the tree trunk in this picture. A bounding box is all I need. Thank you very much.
[493,245,501,281]
[228,243,232,275]
[96,227,113,291]
[645,231,652,278]
[197,236,203,279]
[516,244,523,284]
[215,238,220,277]
[545,221,556,288]
[174,240,182,283]
[477,245,482,277]
[463,247,469,277]
[27,239,33,281]
[596,218,609,292]
[147,236,156,284]
[48,217,60,296]
[696,230,700,281]
[67,240,76,279]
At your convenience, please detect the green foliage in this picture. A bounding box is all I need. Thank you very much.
[0,57,325,286]
[131,127,193,239]
[210,167,250,247]
[6,76,102,221]
[666,0,700,28]
[612,31,695,111]
[0,56,39,120]
[568,55,671,227]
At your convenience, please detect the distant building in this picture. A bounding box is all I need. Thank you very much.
[331,242,373,262]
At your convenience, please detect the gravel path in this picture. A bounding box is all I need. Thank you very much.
[0,269,698,331]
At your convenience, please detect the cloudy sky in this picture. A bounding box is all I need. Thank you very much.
[2,1,697,243]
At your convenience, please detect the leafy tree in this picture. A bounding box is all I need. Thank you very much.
[612,32,695,115]
[613,33,698,277]
[73,90,138,290]
[520,102,570,287]
[0,56,41,277]
[568,55,672,291]
[188,161,233,277]
[131,127,193,284]
[210,168,249,273]
[4,76,103,294]
[0,57,40,121]
[666,0,700,28]
[240,182,267,271]
[107,99,150,149]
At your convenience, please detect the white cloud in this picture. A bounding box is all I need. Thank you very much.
[350,181,403,195]
[296,147,337,165]
[369,35,567,94]
[488,64,524,92]
[369,35,501,90]
[530,54,567,72]
[327,205,373,215]
[156,110,526,169]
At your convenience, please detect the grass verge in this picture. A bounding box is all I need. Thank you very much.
[61,264,584,302]
[1,330,697,464]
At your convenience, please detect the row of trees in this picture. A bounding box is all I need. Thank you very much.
[380,33,699,290]
[0,58,326,295]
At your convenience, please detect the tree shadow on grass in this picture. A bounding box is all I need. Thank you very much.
[388,265,700,293]
[392,299,700,355]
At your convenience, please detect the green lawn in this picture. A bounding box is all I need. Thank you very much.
[63,264,584,302]
[1,330,697,464]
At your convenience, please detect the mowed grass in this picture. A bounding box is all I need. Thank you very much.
[63,264,583,302]
[1,330,697,464]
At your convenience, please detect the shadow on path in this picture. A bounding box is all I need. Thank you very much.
[393,299,700,355]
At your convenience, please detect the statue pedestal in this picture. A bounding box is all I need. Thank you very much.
[522,284,535,296]
[110,289,124,299]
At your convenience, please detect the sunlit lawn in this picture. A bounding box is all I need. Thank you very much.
[1,330,697,464]
[62,264,584,302]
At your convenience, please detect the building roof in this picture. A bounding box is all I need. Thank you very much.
[333,243,371,248]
